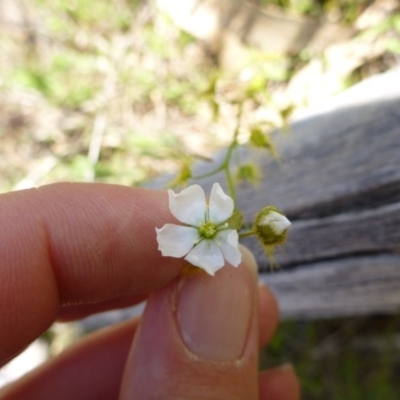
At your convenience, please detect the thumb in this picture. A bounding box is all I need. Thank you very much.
[119,247,259,400]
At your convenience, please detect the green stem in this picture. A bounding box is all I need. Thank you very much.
[191,103,243,204]
[224,104,243,204]
[191,165,225,180]
[225,168,235,203]
[223,139,237,202]
[239,230,255,238]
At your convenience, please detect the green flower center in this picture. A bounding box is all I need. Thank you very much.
[198,221,217,239]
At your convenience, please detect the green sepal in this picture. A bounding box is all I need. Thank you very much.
[249,125,278,158]
[224,210,244,231]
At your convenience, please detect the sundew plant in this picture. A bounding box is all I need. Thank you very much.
[156,106,291,276]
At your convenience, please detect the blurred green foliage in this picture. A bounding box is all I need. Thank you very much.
[2,0,300,191]
[260,315,400,399]
[261,0,371,22]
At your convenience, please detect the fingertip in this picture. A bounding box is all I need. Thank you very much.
[120,256,260,399]
[239,245,258,279]
[0,183,185,365]
[57,294,147,322]
[258,282,279,348]
[259,365,301,400]
[238,246,280,350]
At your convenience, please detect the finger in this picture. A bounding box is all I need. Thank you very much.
[120,247,261,400]
[258,282,279,349]
[0,183,185,365]
[57,294,147,322]
[259,366,301,400]
[0,289,285,400]
[0,319,140,400]
[1,283,278,398]
[58,281,277,332]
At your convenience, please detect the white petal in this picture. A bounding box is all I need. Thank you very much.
[208,183,234,224]
[216,229,242,267]
[156,224,199,258]
[260,211,291,234]
[184,239,225,276]
[168,185,206,226]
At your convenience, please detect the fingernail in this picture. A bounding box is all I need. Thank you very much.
[175,247,257,362]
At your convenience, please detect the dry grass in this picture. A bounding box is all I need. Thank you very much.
[1,1,399,193]
[0,1,237,192]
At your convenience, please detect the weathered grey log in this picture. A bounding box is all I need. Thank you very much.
[262,255,400,319]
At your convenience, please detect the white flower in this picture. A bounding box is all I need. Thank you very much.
[156,183,242,276]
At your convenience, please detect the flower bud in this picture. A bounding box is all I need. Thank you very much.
[253,206,291,246]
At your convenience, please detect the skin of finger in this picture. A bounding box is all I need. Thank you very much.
[57,294,148,322]
[258,283,279,349]
[0,284,272,400]
[0,183,185,365]
[119,278,259,399]
[0,319,140,400]
[259,368,301,400]
[58,281,277,329]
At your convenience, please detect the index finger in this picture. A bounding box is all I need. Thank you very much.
[0,183,184,365]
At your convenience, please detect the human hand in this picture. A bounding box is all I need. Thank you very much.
[0,183,300,399]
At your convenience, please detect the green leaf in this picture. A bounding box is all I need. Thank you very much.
[249,125,278,158]
[235,163,261,186]
[224,210,244,231]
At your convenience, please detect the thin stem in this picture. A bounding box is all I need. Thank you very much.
[191,128,238,181]
[225,103,243,203]
[191,103,243,203]
[225,163,236,204]
[239,230,255,238]
[191,165,225,180]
